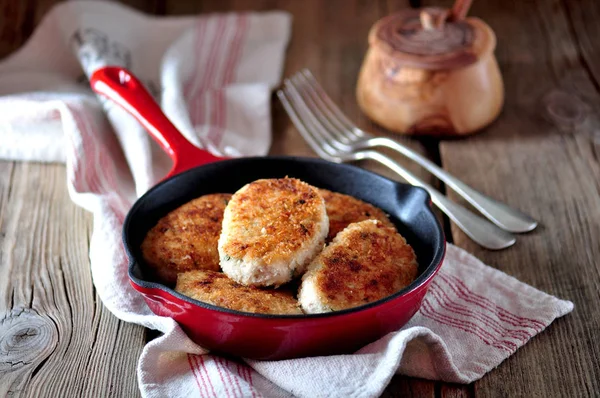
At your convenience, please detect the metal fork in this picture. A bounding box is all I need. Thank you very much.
[286,69,537,234]
[278,86,517,250]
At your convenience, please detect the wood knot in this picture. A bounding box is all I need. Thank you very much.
[0,308,58,373]
[542,90,589,130]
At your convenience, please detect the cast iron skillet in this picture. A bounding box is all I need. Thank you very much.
[90,66,446,360]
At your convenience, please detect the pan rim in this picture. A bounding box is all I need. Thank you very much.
[124,156,446,320]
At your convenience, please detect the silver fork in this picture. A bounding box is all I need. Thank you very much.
[278,86,517,250]
[287,69,537,234]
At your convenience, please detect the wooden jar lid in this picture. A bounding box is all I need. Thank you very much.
[369,7,495,70]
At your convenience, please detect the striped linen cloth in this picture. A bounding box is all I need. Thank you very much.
[0,2,573,397]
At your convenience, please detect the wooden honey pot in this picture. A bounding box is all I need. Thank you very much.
[356,0,503,136]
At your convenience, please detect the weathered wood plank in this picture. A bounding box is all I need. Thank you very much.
[0,0,32,57]
[381,376,435,398]
[440,383,472,398]
[562,0,600,90]
[0,162,145,397]
[430,0,600,396]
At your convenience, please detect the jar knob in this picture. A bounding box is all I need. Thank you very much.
[449,0,473,21]
[419,0,473,31]
[419,10,435,30]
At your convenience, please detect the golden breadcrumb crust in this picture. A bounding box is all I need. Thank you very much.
[308,220,417,311]
[318,189,395,242]
[141,193,231,284]
[175,270,302,315]
[220,178,326,265]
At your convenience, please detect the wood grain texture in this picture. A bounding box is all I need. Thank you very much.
[562,0,600,91]
[0,162,145,397]
[427,0,600,396]
[0,0,32,57]
[381,376,435,398]
[440,383,472,398]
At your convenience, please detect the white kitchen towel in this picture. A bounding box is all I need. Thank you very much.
[0,2,573,398]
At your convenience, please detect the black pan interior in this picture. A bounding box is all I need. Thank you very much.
[125,157,445,315]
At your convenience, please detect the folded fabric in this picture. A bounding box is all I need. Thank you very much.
[0,2,573,397]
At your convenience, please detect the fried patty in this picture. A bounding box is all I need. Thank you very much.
[219,178,328,287]
[175,270,303,315]
[298,219,418,313]
[141,193,231,284]
[318,189,396,242]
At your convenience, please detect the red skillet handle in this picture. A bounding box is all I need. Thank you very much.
[90,66,224,177]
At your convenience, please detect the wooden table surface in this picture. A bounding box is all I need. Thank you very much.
[1,0,598,396]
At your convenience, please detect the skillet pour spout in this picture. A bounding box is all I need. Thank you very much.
[90,66,446,359]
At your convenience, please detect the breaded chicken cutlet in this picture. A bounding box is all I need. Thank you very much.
[175,270,302,315]
[141,193,231,284]
[318,188,396,242]
[219,178,328,287]
[298,220,418,313]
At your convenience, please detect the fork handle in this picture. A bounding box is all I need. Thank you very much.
[368,136,538,233]
[358,150,516,250]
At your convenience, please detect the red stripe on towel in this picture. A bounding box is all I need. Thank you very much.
[204,15,243,145]
[420,298,514,352]
[212,14,249,147]
[188,354,207,397]
[193,16,228,127]
[430,280,532,342]
[221,358,243,397]
[195,355,217,397]
[438,273,545,330]
[184,18,208,101]
[77,109,128,220]
[214,357,233,398]
[67,107,101,195]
